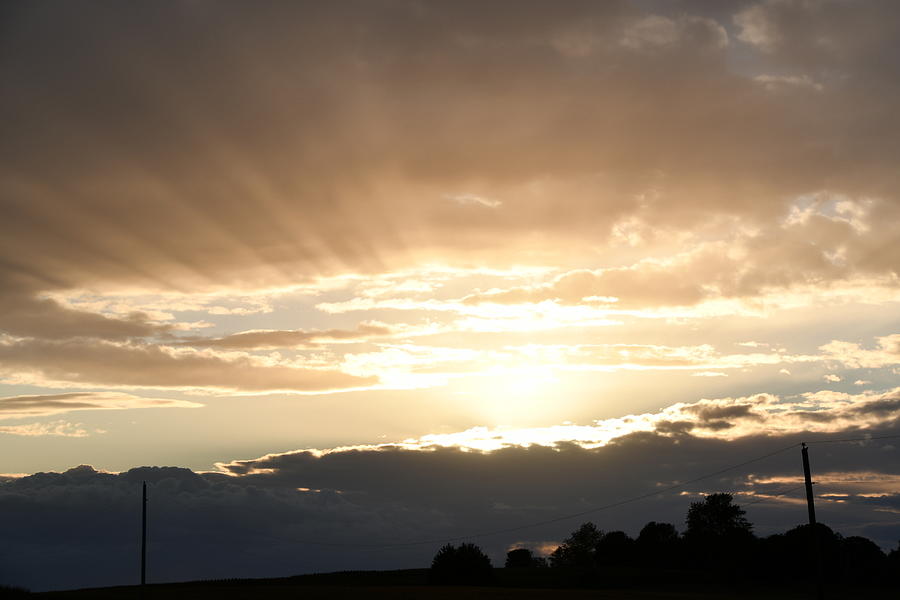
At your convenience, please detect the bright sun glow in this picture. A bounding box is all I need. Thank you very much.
[456,365,561,425]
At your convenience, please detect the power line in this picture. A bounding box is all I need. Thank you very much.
[210,435,900,550]
[739,484,806,508]
[293,441,802,549]
[805,433,900,445]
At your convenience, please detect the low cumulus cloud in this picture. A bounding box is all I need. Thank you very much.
[212,387,899,453]
[3,425,897,592]
[821,334,900,369]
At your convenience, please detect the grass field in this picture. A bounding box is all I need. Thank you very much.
[32,569,892,600]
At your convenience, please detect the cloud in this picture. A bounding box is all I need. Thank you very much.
[179,322,396,350]
[735,0,900,75]
[2,381,898,593]
[0,392,202,420]
[340,341,806,387]
[1,0,899,299]
[205,387,900,453]
[0,293,170,341]
[621,15,728,51]
[821,335,900,369]
[753,73,823,92]
[456,203,900,310]
[734,2,781,51]
[443,194,502,209]
[0,420,92,438]
[213,423,900,551]
[0,338,377,393]
[5,427,898,592]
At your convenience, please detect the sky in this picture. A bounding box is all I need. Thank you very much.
[1,0,899,592]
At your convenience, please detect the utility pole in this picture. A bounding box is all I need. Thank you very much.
[801,443,816,525]
[141,481,147,587]
[801,443,823,600]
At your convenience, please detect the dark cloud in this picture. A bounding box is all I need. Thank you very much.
[653,420,696,435]
[2,428,898,591]
[683,403,759,422]
[850,397,900,416]
[786,410,838,424]
[1,1,899,296]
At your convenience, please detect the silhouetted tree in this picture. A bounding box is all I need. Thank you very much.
[888,540,900,583]
[595,530,636,566]
[684,493,754,575]
[550,522,603,568]
[0,585,30,598]
[840,535,886,583]
[755,532,790,580]
[685,493,752,540]
[636,521,680,567]
[505,547,546,568]
[782,522,842,581]
[759,523,893,584]
[429,542,493,585]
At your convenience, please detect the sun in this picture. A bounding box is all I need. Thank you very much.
[455,364,562,426]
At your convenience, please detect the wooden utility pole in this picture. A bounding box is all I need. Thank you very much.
[801,443,816,525]
[801,443,823,600]
[141,481,147,587]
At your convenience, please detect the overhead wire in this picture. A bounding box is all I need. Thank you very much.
[805,433,900,445]
[739,484,806,508]
[286,433,900,548]
[290,441,803,548]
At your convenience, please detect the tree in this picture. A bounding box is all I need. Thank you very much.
[685,493,752,541]
[595,531,635,566]
[505,547,545,568]
[783,523,842,580]
[429,542,494,585]
[840,535,887,582]
[684,493,754,574]
[636,521,680,567]
[684,494,756,577]
[760,525,890,584]
[888,540,900,583]
[549,522,604,568]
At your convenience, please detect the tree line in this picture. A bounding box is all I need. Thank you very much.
[430,493,900,587]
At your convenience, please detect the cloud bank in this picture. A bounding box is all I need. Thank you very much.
[2,424,897,592]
